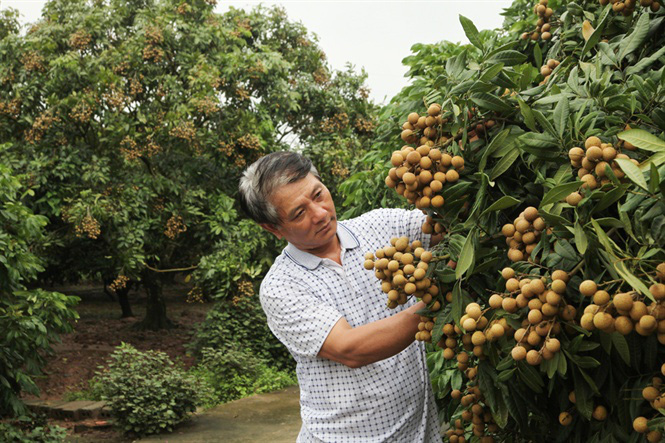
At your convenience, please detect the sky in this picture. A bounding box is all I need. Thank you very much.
[3,0,512,104]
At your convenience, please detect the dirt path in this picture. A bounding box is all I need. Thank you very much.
[139,386,301,443]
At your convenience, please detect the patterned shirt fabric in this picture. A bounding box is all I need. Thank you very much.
[260,208,440,442]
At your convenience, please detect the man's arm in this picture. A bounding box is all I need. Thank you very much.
[318,301,425,368]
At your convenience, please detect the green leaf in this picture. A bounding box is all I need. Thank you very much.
[470,93,514,113]
[489,148,520,181]
[479,128,510,172]
[487,50,527,66]
[456,229,477,279]
[553,98,570,138]
[518,132,560,159]
[626,45,665,75]
[614,158,648,191]
[581,5,611,55]
[618,12,650,62]
[517,98,537,132]
[615,260,653,301]
[573,367,594,419]
[618,129,665,153]
[517,363,544,394]
[540,181,584,208]
[480,63,504,82]
[593,185,629,213]
[459,15,483,50]
[574,220,588,255]
[451,281,464,326]
[650,163,660,194]
[481,196,520,217]
[610,333,630,366]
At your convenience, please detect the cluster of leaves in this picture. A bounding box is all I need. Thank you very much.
[0,153,79,417]
[347,0,665,440]
[188,294,294,371]
[0,0,376,329]
[188,346,296,406]
[93,342,212,437]
[0,415,67,443]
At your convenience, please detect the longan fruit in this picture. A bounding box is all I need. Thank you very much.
[615,316,633,335]
[647,431,663,443]
[502,297,518,312]
[445,169,460,183]
[657,263,665,281]
[506,278,520,292]
[431,195,444,208]
[643,386,660,402]
[650,283,665,300]
[545,337,561,353]
[585,136,602,149]
[489,294,504,309]
[593,290,610,305]
[511,346,527,360]
[420,251,433,262]
[569,147,585,162]
[579,280,598,297]
[633,416,648,433]
[526,349,542,365]
[451,156,465,169]
[592,405,607,421]
[559,412,573,426]
[427,103,441,116]
[551,279,567,294]
[502,224,516,237]
[501,267,515,280]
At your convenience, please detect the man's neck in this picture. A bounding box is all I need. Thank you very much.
[302,234,342,266]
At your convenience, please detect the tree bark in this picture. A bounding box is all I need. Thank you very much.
[134,272,174,330]
[116,285,134,318]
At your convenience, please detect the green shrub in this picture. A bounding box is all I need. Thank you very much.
[189,297,295,371]
[0,415,67,443]
[190,346,297,406]
[94,343,212,437]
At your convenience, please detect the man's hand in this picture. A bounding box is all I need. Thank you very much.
[318,301,426,368]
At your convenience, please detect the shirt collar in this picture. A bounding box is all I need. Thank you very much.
[284,222,360,270]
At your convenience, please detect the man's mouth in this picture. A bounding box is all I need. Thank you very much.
[318,218,335,233]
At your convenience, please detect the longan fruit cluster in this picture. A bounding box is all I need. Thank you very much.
[447,386,499,442]
[421,215,445,236]
[363,237,438,310]
[539,58,559,84]
[501,206,547,262]
[601,0,660,14]
[416,316,435,342]
[385,144,465,209]
[439,302,511,366]
[495,268,574,366]
[579,276,665,342]
[566,136,637,205]
[558,392,610,425]
[521,0,554,41]
[399,103,445,145]
[633,372,665,441]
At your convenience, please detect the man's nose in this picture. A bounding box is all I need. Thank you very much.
[311,202,328,223]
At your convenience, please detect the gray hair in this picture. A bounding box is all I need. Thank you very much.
[238,151,320,225]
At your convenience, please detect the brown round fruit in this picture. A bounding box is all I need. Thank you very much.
[559,412,573,426]
[579,280,598,297]
[633,416,648,433]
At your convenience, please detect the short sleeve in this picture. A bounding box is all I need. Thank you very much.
[259,276,343,359]
[360,208,431,249]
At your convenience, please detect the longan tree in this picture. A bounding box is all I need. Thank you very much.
[346,0,665,440]
[0,0,375,327]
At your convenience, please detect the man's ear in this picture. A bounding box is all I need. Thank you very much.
[259,222,283,239]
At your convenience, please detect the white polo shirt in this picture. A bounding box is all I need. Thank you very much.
[260,208,440,442]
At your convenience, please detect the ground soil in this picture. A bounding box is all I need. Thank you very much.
[19,282,211,442]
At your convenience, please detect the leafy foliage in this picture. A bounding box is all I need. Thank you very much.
[94,343,212,437]
[0,416,67,443]
[348,0,665,440]
[0,156,79,417]
[188,346,296,406]
[0,0,375,328]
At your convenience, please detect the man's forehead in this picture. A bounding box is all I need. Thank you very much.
[272,174,321,212]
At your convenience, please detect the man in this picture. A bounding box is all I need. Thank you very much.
[238,151,441,442]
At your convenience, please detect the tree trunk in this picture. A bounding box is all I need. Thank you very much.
[116,285,134,318]
[134,272,174,330]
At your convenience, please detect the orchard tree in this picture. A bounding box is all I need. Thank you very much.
[0,151,79,416]
[347,0,665,441]
[0,0,375,328]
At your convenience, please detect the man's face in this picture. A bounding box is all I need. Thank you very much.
[262,173,338,253]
